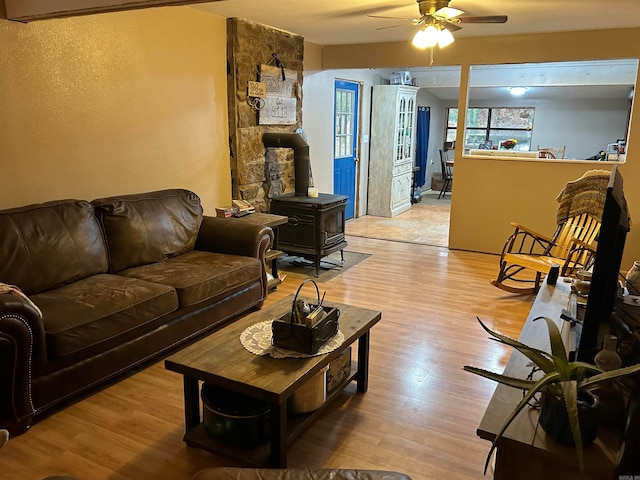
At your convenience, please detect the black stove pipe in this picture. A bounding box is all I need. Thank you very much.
[262,132,310,196]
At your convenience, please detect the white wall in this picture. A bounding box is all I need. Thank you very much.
[302,69,389,217]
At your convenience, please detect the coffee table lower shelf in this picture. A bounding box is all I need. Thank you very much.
[183,361,358,467]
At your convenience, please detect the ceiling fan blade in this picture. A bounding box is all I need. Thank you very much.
[442,21,462,32]
[376,22,417,30]
[434,6,464,20]
[459,15,508,24]
[367,14,417,21]
[332,4,411,19]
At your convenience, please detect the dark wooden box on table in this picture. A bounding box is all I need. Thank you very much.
[272,305,340,355]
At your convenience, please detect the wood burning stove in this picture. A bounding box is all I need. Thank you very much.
[270,193,348,277]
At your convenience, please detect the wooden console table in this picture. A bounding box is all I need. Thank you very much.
[477,279,622,479]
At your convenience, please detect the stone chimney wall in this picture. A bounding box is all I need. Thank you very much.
[227,18,304,213]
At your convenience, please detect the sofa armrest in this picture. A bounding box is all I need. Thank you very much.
[0,292,46,433]
[196,216,274,257]
[196,216,274,300]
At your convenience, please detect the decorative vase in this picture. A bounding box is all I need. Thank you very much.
[625,261,640,295]
[573,270,592,297]
[594,335,622,371]
[539,391,600,446]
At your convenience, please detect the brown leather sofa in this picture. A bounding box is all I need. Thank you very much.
[0,189,273,434]
[193,468,412,480]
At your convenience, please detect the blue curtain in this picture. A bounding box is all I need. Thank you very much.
[415,106,430,187]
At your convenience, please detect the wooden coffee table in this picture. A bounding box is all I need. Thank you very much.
[164,295,381,468]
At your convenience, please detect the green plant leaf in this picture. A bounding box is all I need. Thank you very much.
[561,380,584,471]
[477,317,555,373]
[566,361,604,383]
[483,372,561,474]
[462,366,538,390]
[533,316,569,375]
[580,363,640,389]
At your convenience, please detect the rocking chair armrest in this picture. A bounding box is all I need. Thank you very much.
[509,222,554,244]
[562,237,598,275]
[567,237,596,253]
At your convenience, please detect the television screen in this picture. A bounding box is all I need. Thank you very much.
[577,165,631,363]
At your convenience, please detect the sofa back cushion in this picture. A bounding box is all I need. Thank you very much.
[92,189,204,273]
[0,199,109,294]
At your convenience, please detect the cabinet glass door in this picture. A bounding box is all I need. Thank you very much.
[395,92,415,165]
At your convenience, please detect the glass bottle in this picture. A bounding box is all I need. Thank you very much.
[595,335,622,371]
[626,261,640,295]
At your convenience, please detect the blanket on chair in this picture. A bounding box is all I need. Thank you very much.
[555,169,611,225]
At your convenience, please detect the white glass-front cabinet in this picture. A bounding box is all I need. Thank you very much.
[368,85,419,217]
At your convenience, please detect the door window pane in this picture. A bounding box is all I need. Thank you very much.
[335,88,355,158]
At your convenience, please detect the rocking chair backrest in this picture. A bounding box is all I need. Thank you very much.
[550,212,601,262]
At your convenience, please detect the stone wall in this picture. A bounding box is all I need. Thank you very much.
[227,18,304,212]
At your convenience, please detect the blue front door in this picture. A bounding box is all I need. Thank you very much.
[334,80,359,219]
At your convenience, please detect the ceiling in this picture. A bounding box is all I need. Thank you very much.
[191,0,640,101]
[192,0,640,46]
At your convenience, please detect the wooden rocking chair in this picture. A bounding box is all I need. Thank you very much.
[491,170,611,294]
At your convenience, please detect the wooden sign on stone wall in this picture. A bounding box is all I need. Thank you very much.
[259,64,298,125]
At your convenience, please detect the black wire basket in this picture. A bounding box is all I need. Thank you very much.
[272,279,340,355]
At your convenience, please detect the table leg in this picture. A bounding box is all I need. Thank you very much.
[269,401,288,468]
[356,331,370,393]
[183,376,200,432]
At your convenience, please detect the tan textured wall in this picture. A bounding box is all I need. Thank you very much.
[303,40,323,72]
[324,28,640,268]
[0,7,230,214]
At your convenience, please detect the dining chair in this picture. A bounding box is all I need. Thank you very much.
[491,169,610,294]
[438,149,453,199]
[537,145,566,159]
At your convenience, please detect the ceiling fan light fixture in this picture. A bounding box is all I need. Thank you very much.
[437,27,455,48]
[411,28,428,49]
[510,86,528,96]
[412,25,439,49]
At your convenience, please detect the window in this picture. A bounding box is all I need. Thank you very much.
[447,107,535,150]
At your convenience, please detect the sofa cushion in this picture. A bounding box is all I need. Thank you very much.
[92,189,203,273]
[32,274,178,359]
[118,250,261,307]
[0,199,109,295]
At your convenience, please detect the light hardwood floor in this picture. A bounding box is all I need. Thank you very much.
[346,191,450,248]
[0,236,535,480]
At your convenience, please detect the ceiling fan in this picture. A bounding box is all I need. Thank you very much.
[369,0,508,49]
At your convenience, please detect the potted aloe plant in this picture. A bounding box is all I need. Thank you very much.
[464,316,640,473]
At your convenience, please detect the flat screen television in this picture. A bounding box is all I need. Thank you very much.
[576,165,631,363]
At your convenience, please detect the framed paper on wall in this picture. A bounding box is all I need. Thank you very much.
[259,64,298,125]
